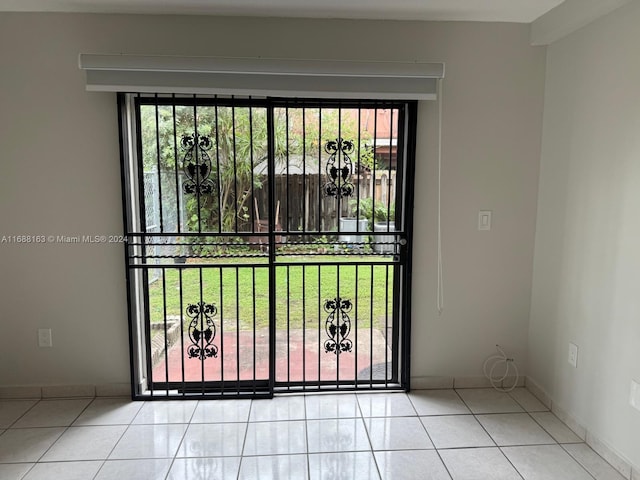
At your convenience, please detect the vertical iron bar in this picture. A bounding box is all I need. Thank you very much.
[372,105,378,239]
[214,99,222,233]
[267,104,277,395]
[384,264,389,388]
[336,264,340,389]
[302,107,306,233]
[236,266,240,394]
[318,107,322,390]
[249,105,255,233]
[219,267,225,394]
[172,95,180,235]
[317,265,321,389]
[144,266,153,398]
[285,106,290,232]
[317,108,322,232]
[199,267,204,395]
[252,266,256,394]
[387,108,394,230]
[355,107,362,388]
[193,95,202,235]
[302,264,306,390]
[179,268,185,395]
[232,102,239,233]
[286,265,290,389]
[356,107,361,230]
[370,264,374,388]
[337,106,342,229]
[154,94,164,233]
[162,269,169,395]
[355,264,359,389]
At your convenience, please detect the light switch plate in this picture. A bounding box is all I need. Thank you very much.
[630,380,640,411]
[478,210,492,231]
[38,328,52,348]
[568,342,578,368]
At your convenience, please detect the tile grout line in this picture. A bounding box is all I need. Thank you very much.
[559,443,615,480]
[452,389,497,449]
[25,397,102,480]
[500,385,630,478]
[465,393,532,480]
[160,399,200,480]
[457,388,596,480]
[495,446,527,480]
[33,398,92,459]
[92,399,144,479]
[304,394,311,480]
[454,388,528,480]
[357,392,385,480]
[414,392,455,480]
[3,390,628,480]
[5,398,41,430]
[1,395,44,480]
[76,398,106,480]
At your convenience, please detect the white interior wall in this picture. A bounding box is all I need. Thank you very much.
[0,13,545,387]
[529,0,640,469]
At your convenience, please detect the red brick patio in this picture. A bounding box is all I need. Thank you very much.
[152,328,390,383]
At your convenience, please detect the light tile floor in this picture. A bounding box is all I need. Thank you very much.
[0,388,628,480]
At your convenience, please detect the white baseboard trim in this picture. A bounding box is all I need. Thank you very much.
[410,375,525,390]
[523,376,552,408]
[0,383,131,399]
[95,383,131,397]
[0,386,43,399]
[525,376,638,479]
[410,376,454,389]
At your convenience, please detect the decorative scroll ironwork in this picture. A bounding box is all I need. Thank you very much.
[181,133,215,195]
[324,297,353,354]
[186,301,218,360]
[322,138,355,198]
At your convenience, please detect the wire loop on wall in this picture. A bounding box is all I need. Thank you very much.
[483,344,519,392]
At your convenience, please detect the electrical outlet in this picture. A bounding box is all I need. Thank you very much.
[38,329,52,348]
[630,380,640,412]
[568,342,578,368]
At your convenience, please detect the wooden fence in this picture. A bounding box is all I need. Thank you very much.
[253,170,396,232]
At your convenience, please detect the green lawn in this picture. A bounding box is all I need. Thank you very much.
[148,256,395,331]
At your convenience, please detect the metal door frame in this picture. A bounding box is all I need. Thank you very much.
[118,94,418,399]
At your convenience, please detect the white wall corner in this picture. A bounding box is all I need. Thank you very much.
[525,377,637,478]
[504,375,526,388]
[524,376,552,408]
[410,376,454,390]
[530,0,633,46]
[550,403,587,441]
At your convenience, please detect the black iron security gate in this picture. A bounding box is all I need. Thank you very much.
[119,94,417,399]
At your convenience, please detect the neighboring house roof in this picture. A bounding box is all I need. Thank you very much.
[360,108,398,140]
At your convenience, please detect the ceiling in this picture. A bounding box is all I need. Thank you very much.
[0,0,565,23]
